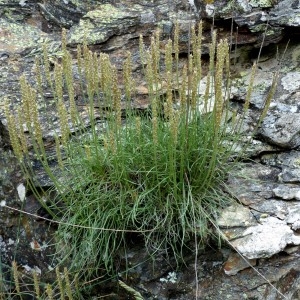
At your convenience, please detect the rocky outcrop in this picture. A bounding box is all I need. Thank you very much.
[0,0,300,299]
[200,0,300,46]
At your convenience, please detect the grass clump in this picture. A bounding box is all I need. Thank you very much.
[4,22,261,281]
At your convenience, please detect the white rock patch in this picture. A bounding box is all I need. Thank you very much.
[281,71,300,93]
[17,183,26,202]
[230,217,300,259]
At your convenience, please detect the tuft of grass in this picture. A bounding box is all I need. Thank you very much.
[4,22,271,284]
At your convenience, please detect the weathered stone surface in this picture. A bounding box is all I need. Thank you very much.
[230,217,300,259]
[261,150,300,183]
[286,204,300,229]
[250,199,288,219]
[259,113,300,148]
[0,18,47,55]
[222,161,300,269]
[68,4,140,45]
[217,203,257,227]
[281,71,300,93]
[226,164,279,205]
[273,184,300,200]
[0,0,32,22]
[1,0,300,298]
[200,0,300,46]
[223,251,257,275]
[269,0,300,27]
[0,147,58,288]
[37,0,85,28]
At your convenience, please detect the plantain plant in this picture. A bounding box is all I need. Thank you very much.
[4,21,273,292]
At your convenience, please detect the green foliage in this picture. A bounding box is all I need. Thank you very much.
[4,22,261,284]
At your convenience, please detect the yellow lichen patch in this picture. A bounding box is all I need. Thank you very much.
[249,0,276,7]
[85,4,125,22]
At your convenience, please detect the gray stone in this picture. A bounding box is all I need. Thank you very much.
[281,71,300,93]
[0,18,47,55]
[226,163,279,205]
[273,184,300,200]
[230,217,300,259]
[217,203,257,228]
[68,4,140,45]
[261,150,300,183]
[250,199,288,220]
[280,168,300,183]
[286,204,300,227]
[37,1,86,28]
[201,0,300,46]
[270,0,300,27]
[259,113,300,148]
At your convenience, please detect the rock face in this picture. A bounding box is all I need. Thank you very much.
[201,0,300,46]
[68,4,140,45]
[1,0,300,299]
